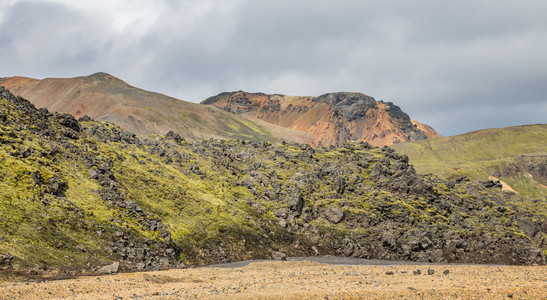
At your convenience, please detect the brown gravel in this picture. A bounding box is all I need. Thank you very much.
[0,261,545,299]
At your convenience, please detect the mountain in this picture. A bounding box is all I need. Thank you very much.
[203,91,441,146]
[0,87,545,275]
[0,73,291,143]
[392,124,547,201]
[0,73,439,147]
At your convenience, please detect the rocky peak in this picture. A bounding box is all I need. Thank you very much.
[314,92,377,108]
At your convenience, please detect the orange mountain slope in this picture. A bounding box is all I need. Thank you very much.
[1,73,440,146]
[0,73,286,142]
[203,91,441,146]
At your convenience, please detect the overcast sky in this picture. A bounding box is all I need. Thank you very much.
[1,0,546,136]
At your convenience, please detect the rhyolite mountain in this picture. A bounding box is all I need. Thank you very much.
[203,91,441,146]
[0,73,293,143]
[0,73,439,147]
[0,86,545,275]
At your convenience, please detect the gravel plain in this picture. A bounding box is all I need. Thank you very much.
[0,259,545,299]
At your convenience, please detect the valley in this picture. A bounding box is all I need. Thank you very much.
[0,76,545,299]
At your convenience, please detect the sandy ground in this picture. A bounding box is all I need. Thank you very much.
[0,260,545,299]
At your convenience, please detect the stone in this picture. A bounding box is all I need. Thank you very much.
[413,269,421,275]
[44,177,62,196]
[136,262,146,270]
[427,269,435,275]
[98,261,119,274]
[272,251,287,261]
[0,254,13,267]
[385,271,394,275]
[30,172,43,184]
[55,113,80,131]
[324,205,344,224]
[334,176,346,195]
[62,127,79,139]
[443,269,450,275]
[98,162,111,172]
[274,208,289,219]
[288,192,305,215]
[88,169,98,179]
[78,115,92,122]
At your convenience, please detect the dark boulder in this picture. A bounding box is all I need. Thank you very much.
[0,254,13,268]
[288,192,305,216]
[55,113,81,132]
[78,115,93,122]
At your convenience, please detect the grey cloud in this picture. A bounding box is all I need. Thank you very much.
[1,0,545,136]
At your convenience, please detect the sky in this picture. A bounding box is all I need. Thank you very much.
[0,0,546,136]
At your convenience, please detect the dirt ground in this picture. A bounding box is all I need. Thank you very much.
[0,260,545,299]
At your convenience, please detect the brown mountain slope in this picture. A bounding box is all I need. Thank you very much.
[203,91,441,146]
[0,73,286,142]
[0,73,439,146]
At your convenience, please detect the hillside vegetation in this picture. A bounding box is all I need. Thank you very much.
[0,87,545,276]
[392,125,547,200]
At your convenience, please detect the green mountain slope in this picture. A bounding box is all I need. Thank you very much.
[0,87,545,276]
[392,125,547,200]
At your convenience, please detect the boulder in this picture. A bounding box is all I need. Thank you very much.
[324,205,344,224]
[55,113,80,132]
[78,115,92,122]
[0,254,13,268]
[288,192,304,216]
[272,251,287,261]
[98,261,119,274]
[88,169,98,179]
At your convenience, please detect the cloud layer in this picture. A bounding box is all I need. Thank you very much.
[1,0,546,135]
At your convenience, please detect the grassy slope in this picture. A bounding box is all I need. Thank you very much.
[392,124,547,200]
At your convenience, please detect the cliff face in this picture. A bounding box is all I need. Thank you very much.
[203,91,441,147]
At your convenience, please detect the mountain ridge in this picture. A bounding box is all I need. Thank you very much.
[203,90,441,147]
[0,73,439,147]
[0,73,283,143]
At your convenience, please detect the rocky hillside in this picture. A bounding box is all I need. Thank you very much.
[203,91,441,147]
[0,73,290,143]
[0,87,545,276]
[392,124,547,201]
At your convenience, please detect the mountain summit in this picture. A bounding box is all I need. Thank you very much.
[0,73,282,142]
[203,91,441,146]
[1,73,439,146]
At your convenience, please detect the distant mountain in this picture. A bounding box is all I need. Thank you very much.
[0,87,544,274]
[203,91,441,146]
[0,73,439,146]
[0,73,291,143]
[392,124,547,200]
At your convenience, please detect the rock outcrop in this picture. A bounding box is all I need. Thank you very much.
[203,91,441,147]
